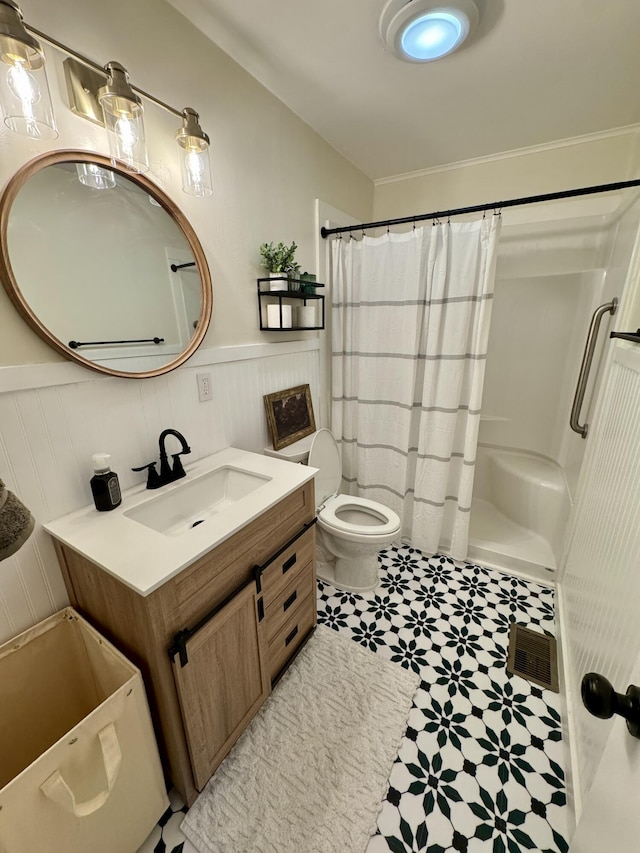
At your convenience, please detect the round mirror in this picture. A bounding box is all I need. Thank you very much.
[0,151,212,378]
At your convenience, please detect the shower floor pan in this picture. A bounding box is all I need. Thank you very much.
[468,498,556,581]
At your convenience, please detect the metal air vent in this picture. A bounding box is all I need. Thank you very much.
[507,623,559,693]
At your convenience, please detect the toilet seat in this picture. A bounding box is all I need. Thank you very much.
[318,494,400,537]
[309,429,401,538]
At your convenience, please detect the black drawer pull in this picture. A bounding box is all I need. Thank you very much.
[282,553,297,574]
[283,591,298,612]
[285,625,299,646]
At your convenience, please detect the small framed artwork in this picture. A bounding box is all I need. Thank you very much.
[264,384,316,451]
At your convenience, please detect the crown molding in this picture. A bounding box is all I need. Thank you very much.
[375,124,640,187]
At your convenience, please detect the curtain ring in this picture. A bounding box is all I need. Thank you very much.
[362,228,366,239]
[349,229,354,241]
[482,209,486,219]
[412,220,416,231]
[387,224,390,234]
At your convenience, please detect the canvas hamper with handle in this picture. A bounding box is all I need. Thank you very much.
[0,607,168,853]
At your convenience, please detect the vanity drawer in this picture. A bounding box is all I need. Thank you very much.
[265,562,315,644]
[268,592,316,682]
[260,524,315,610]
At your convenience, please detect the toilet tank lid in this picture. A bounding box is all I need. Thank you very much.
[264,432,315,463]
[308,428,341,507]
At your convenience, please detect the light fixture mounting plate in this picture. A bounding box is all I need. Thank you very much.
[64,57,107,126]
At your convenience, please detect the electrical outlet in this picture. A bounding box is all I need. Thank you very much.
[197,372,212,402]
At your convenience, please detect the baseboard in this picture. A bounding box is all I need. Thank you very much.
[556,583,580,836]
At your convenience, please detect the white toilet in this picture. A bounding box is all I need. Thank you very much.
[308,429,401,592]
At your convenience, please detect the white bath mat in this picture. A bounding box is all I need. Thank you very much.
[181,625,419,853]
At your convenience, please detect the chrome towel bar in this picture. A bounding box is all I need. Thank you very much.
[570,298,618,438]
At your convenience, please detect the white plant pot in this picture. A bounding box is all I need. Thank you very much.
[268,272,288,292]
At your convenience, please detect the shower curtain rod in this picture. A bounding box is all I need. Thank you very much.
[320,178,640,238]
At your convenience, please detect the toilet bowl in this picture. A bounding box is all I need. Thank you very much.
[308,429,401,592]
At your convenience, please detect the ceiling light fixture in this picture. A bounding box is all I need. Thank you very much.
[380,0,479,63]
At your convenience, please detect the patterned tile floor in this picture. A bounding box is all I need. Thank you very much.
[139,546,570,853]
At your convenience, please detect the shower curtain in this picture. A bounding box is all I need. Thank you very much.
[331,216,501,560]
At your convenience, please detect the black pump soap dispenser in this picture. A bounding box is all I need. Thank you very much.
[90,453,122,511]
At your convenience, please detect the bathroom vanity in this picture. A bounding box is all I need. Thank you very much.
[45,448,317,806]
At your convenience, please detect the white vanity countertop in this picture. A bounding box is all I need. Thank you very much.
[44,447,317,598]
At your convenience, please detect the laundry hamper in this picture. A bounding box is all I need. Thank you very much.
[0,608,168,853]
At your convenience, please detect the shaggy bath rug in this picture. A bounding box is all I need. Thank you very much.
[181,625,419,853]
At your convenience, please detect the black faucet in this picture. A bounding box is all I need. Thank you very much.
[132,428,192,489]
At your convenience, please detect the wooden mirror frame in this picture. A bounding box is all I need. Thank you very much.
[0,150,213,379]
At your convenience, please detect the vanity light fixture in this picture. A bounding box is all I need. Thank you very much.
[0,1,213,196]
[176,108,212,197]
[380,0,479,63]
[0,0,57,138]
[98,61,149,173]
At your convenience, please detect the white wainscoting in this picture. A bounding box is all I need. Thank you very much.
[561,341,640,805]
[0,341,320,643]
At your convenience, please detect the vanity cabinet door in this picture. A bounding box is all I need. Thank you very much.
[170,582,270,791]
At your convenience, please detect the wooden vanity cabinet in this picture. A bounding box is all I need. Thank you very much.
[53,481,317,807]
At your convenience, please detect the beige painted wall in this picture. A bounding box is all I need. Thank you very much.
[373,128,640,222]
[0,0,372,367]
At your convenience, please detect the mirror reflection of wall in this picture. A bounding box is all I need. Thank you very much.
[1,153,212,377]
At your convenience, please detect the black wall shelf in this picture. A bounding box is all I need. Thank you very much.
[257,278,325,331]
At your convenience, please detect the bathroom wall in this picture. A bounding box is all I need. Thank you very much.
[0,0,372,642]
[373,126,640,222]
[0,0,373,366]
[0,342,320,643]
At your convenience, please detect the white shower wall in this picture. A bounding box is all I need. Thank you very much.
[470,195,640,577]
[479,268,608,474]
[0,341,320,644]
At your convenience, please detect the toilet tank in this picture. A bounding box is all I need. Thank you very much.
[263,432,315,464]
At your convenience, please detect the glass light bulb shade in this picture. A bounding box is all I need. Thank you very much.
[0,58,57,138]
[179,144,212,197]
[76,162,116,190]
[0,36,43,70]
[102,103,149,173]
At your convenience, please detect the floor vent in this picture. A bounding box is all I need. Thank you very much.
[507,623,559,693]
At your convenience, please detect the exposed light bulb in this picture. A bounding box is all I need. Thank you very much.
[186,149,205,181]
[5,60,45,137]
[114,115,138,156]
[7,61,40,103]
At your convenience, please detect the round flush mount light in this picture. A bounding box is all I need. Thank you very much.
[380,0,479,63]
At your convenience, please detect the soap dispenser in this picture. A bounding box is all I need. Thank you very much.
[90,453,122,511]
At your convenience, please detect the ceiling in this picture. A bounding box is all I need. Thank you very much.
[169,0,640,181]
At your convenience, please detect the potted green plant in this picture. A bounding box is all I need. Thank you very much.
[259,241,298,291]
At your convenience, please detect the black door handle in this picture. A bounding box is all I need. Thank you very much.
[581,672,640,738]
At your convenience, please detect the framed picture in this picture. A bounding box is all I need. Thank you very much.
[264,384,316,451]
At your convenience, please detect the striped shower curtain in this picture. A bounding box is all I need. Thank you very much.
[331,217,501,560]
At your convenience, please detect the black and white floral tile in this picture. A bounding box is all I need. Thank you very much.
[138,546,570,853]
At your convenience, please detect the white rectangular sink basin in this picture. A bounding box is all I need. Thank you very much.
[124,466,271,536]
